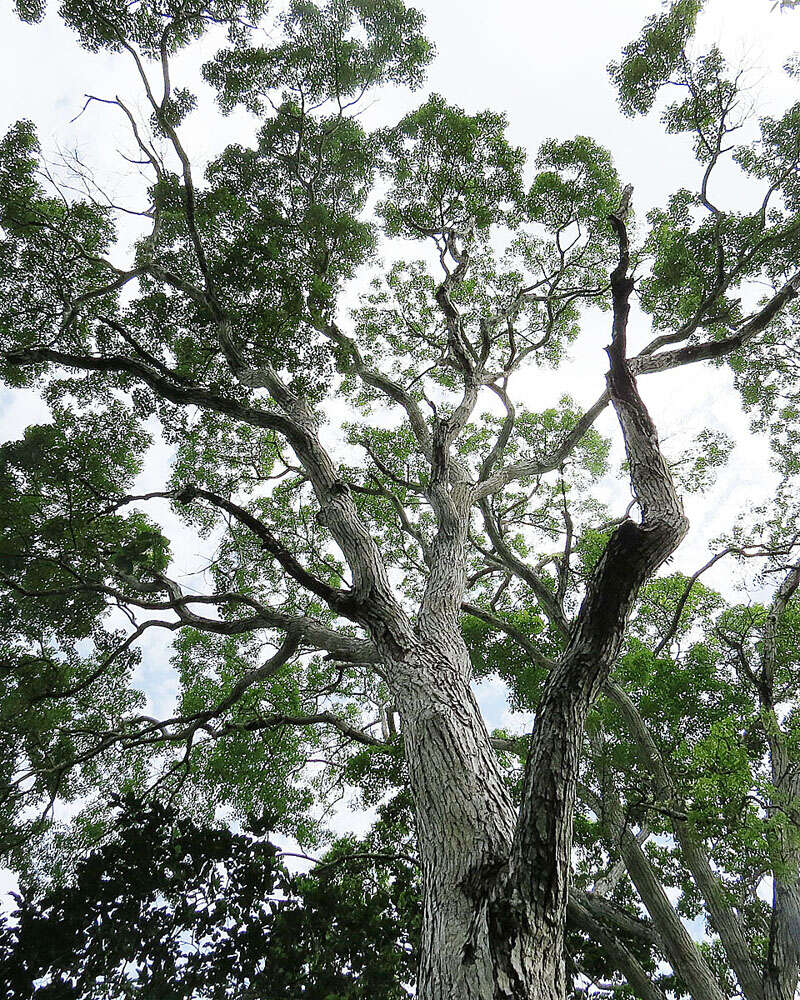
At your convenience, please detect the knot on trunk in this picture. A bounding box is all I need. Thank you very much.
[460,855,534,990]
[316,479,351,525]
[174,484,199,505]
[461,854,511,968]
[460,853,508,903]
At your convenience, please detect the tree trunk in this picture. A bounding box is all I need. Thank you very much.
[764,743,800,1000]
[377,211,690,1000]
[762,565,800,1000]
[498,670,594,999]
[386,627,557,999]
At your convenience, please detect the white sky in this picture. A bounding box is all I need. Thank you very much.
[0,0,798,887]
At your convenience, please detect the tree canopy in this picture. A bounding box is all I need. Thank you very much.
[1,1,799,998]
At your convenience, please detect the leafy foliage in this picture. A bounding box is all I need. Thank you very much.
[0,795,420,999]
[0,0,799,997]
[609,1,704,117]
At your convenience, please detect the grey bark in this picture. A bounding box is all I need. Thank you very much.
[606,682,766,1000]
[379,211,690,1000]
[761,565,800,1000]
[474,212,688,999]
[567,895,668,1000]
[11,197,798,1000]
[594,771,728,1000]
[385,629,518,998]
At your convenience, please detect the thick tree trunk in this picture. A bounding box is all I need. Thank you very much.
[385,628,523,999]
[764,740,800,1000]
[378,210,690,1000]
[497,672,594,999]
[386,628,587,1000]
[762,565,800,1000]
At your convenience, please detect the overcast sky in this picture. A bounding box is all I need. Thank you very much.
[1,0,798,872]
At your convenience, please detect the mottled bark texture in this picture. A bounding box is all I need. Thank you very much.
[14,202,781,997]
[5,24,800,998]
[386,632,517,998]
[382,211,689,1000]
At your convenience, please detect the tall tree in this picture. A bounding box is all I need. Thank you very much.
[1,1,799,998]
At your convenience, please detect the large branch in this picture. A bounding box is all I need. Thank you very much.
[760,562,800,1000]
[477,268,800,498]
[475,391,610,498]
[3,345,410,651]
[632,270,800,376]
[315,317,433,455]
[478,497,571,638]
[567,895,668,1000]
[207,358,413,653]
[402,234,488,630]
[606,682,765,1000]
[2,568,380,668]
[478,380,516,482]
[152,573,382,669]
[596,776,727,1000]
[2,345,297,436]
[578,890,659,948]
[173,486,358,618]
[506,202,689,979]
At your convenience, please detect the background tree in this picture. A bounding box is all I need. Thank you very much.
[1,1,799,999]
[0,794,422,1000]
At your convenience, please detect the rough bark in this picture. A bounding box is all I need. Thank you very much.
[384,628,518,999]
[764,745,800,1000]
[483,209,689,999]
[4,39,800,998]
[9,188,788,1000]
[607,682,765,1000]
[385,207,690,1000]
[761,565,800,1000]
[382,463,527,998]
[597,776,728,1000]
